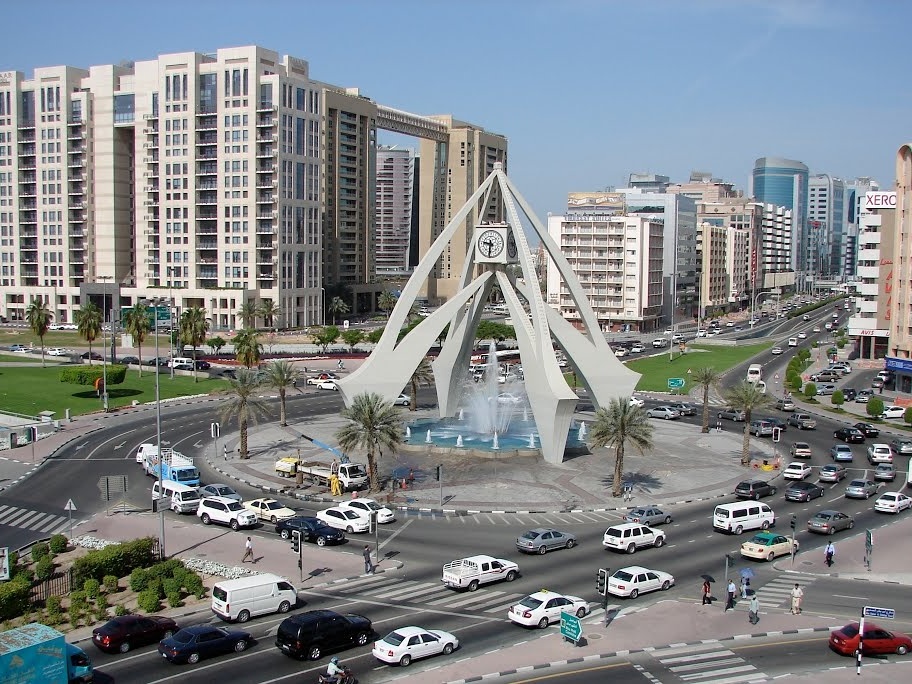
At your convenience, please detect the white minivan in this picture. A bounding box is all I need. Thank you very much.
[713,502,775,535]
[152,480,200,514]
[211,573,297,623]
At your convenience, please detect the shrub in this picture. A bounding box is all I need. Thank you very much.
[83,578,101,600]
[103,575,119,593]
[803,382,817,399]
[129,568,148,592]
[58,365,127,386]
[70,590,88,611]
[184,572,204,596]
[905,407,912,426]
[49,534,68,554]
[46,595,63,618]
[31,542,50,563]
[867,397,885,419]
[148,580,166,601]
[166,592,184,609]
[137,590,160,613]
[114,604,129,617]
[162,578,182,597]
[0,576,30,621]
[35,557,55,582]
[72,537,157,586]
[831,390,845,410]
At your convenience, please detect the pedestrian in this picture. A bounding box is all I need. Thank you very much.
[725,579,736,611]
[701,579,712,605]
[623,483,633,502]
[716,419,723,433]
[748,595,760,625]
[223,445,228,461]
[363,545,374,575]
[740,576,750,599]
[825,541,835,567]
[242,536,254,563]
[790,583,804,614]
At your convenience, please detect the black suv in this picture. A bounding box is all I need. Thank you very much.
[275,516,345,546]
[275,610,372,660]
[734,479,777,500]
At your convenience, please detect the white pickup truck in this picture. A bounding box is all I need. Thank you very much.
[274,458,369,491]
[441,555,519,592]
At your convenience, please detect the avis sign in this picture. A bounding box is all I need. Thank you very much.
[864,192,896,210]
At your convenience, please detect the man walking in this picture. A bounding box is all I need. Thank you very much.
[790,583,804,614]
[748,595,760,625]
[740,576,750,599]
[242,536,254,563]
[362,545,374,575]
[725,578,737,611]
[623,483,633,502]
[701,579,712,605]
[223,445,229,461]
[825,541,836,567]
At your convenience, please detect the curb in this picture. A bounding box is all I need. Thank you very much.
[444,625,840,684]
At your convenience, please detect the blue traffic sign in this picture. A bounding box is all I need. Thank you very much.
[667,378,685,389]
[863,606,895,620]
[560,611,582,642]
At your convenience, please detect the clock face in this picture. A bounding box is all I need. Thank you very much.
[507,232,517,258]
[478,230,505,258]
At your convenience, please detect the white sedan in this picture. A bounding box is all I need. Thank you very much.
[242,498,296,523]
[607,565,675,599]
[782,462,813,480]
[770,347,783,355]
[880,405,907,420]
[339,498,395,524]
[316,506,369,533]
[393,393,410,406]
[629,396,645,408]
[316,380,339,391]
[873,492,912,514]
[372,626,458,667]
[798,332,807,339]
[508,590,588,629]
[47,347,71,356]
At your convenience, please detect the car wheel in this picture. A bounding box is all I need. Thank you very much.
[230,519,240,531]
[357,631,370,646]
[346,525,354,533]
[278,600,291,613]
[316,536,327,546]
[566,539,576,549]
[188,653,200,664]
[201,513,211,525]
[119,641,131,654]
[761,520,770,530]
[654,537,665,548]
[576,606,587,618]
[752,493,760,501]
[505,570,517,582]
[661,580,671,590]
[400,654,412,667]
[237,609,250,623]
[537,545,547,555]
[271,515,278,524]
[162,630,174,639]
[468,580,479,592]
[538,617,550,629]
[767,551,775,561]
[626,543,636,554]
[629,589,639,599]
[734,525,743,535]
[664,516,672,524]
[308,645,321,660]
[770,487,777,495]
[280,529,290,540]
[234,640,248,653]
[442,643,454,655]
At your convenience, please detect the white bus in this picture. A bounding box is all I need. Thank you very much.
[746,364,763,384]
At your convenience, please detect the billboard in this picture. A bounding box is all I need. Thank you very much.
[864,192,896,211]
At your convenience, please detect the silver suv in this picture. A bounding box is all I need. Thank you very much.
[197,496,258,530]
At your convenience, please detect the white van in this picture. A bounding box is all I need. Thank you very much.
[152,480,200,514]
[746,364,763,384]
[788,337,798,347]
[211,573,297,623]
[169,356,193,368]
[713,502,775,535]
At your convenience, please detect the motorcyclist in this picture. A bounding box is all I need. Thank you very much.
[323,657,345,683]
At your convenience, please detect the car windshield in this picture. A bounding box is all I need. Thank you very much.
[613,570,634,582]
[226,502,244,511]
[520,531,538,540]
[382,631,406,646]
[348,465,367,477]
[171,630,195,644]
[362,501,382,511]
[629,509,647,517]
[605,528,623,538]
[814,513,833,521]
[749,535,770,545]
[216,486,234,495]
[840,625,860,638]
[264,501,283,510]
[342,510,359,519]
[519,596,544,610]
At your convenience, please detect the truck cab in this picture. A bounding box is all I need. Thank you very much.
[442,555,519,592]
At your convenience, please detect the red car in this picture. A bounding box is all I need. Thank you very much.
[829,622,912,656]
[92,614,179,653]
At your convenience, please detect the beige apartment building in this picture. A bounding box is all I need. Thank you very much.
[695,222,749,317]
[374,145,415,277]
[887,144,912,392]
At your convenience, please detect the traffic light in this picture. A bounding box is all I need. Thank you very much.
[597,568,608,596]
[369,510,378,534]
[435,465,442,481]
[790,514,797,531]
[772,427,782,443]
[291,530,300,554]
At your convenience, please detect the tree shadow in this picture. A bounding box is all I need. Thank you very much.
[599,471,663,494]
[71,388,143,399]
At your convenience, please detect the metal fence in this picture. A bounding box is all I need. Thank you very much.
[30,568,73,603]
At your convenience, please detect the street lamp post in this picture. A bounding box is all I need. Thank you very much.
[144,297,166,560]
[751,291,781,326]
[99,276,113,412]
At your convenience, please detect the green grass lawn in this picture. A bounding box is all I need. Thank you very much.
[0,365,229,418]
[625,342,774,392]
[0,330,171,348]
[0,352,46,363]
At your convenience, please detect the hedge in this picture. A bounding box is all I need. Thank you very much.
[72,537,157,586]
[59,364,127,386]
[0,576,32,621]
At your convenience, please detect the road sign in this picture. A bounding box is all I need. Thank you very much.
[64,499,77,512]
[120,305,171,323]
[667,378,685,389]
[97,475,128,502]
[865,529,874,552]
[863,606,895,620]
[560,611,582,643]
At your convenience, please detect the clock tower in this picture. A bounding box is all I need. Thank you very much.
[473,222,519,265]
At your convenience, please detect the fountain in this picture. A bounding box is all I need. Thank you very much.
[492,432,500,450]
[528,433,535,448]
[456,435,464,448]
[405,426,411,441]
[577,422,587,441]
[425,430,433,444]
[458,408,465,421]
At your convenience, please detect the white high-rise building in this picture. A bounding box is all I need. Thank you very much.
[375,146,414,277]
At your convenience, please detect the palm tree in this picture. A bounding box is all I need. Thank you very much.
[263,360,297,426]
[123,303,152,378]
[691,366,723,433]
[377,291,398,315]
[233,328,262,368]
[258,300,281,329]
[588,397,655,498]
[25,299,53,367]
[336,392,404,492]
[179,306,209,382]
[408,357,434,412]
[237,301,258,329]
[328,296,350,325]
[75,302,102,362]
[724,381,774,465]
[218,369,271,459]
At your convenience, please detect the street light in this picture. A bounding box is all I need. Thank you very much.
[751,291,781,328]
[143,296,167,560]
[99,276,113,412]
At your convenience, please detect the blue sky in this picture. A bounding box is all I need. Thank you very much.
[4,0,910,217]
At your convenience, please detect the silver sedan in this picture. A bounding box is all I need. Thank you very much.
[646,406,681,420]
[844,479,879,500]
[515,528,577,554]
[623,506,673,526]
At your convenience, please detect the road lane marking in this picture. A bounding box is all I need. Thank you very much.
[378,518,411,552]
[86,429,137,460]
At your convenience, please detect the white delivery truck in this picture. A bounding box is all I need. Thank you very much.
[746,364,763,384]
[274,458,368,491]
[441,555,519,592]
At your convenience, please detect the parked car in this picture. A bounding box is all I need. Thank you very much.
[785,481,825,502]
[844,479,879,500]
[718,407,746,422]
[623,506,673,526]
[871,377,886,390]
[158,624,253,664]
[81,351,103,361]
[606,565,675,599]
[734,479,777,500]
[881,405,907,420]
[646,406,680,420]
[775,398,796,412]
[508,590,588,628]
[275,609,373,660]
[275,516,345,546]
[92,614,179,653]
[788,414,817,430]
[834,427,865,443]
[118,356,140,365]
[855,390,874,403]
[515,528,577,554]
[816,383,837,396]
[819,463,848,483]
[740,532,798,562]
[372,626,459,667]
[854,422,880,437]
[830,444,854,462]
[874,464,897,482]
[829,622,912,656]
[790,442,812,459]
[807,510,854,535]
[874,491,912,514]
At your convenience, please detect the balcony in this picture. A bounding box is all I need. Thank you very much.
[198,268,218,279]
[69,229,85,238]
[68,185,84,196]
[18,130,35,142]
[18,119,35,130]
[20,239,38,250]
[197,114,218,131]
[257,163,277,174]
[196,257,218,265]
[67,129,85,141]
[256,253,276,265]
[197,240,218,249]
[197,163,218,176]
[198,150,217,160]
[256,178,276,189]
[68,157,86,169]
[19,184,36,197]
[196,132,218,145]
[255,147,274,158]
[256,223,276,234]
[19,227,37,237]
[19,144,36,156]
[143,183,159,192]
[255,193,275,204]
[256,101,276,112]
[19,198,37,210]
[143,139,159,150]
[256,211,277,220]
[196,191,218,205]
[255,133,275,142]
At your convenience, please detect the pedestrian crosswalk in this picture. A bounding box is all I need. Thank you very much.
[650,641,768,684]
[399,509,627,527]
[733,571,816,613]
[0,504,70,535]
